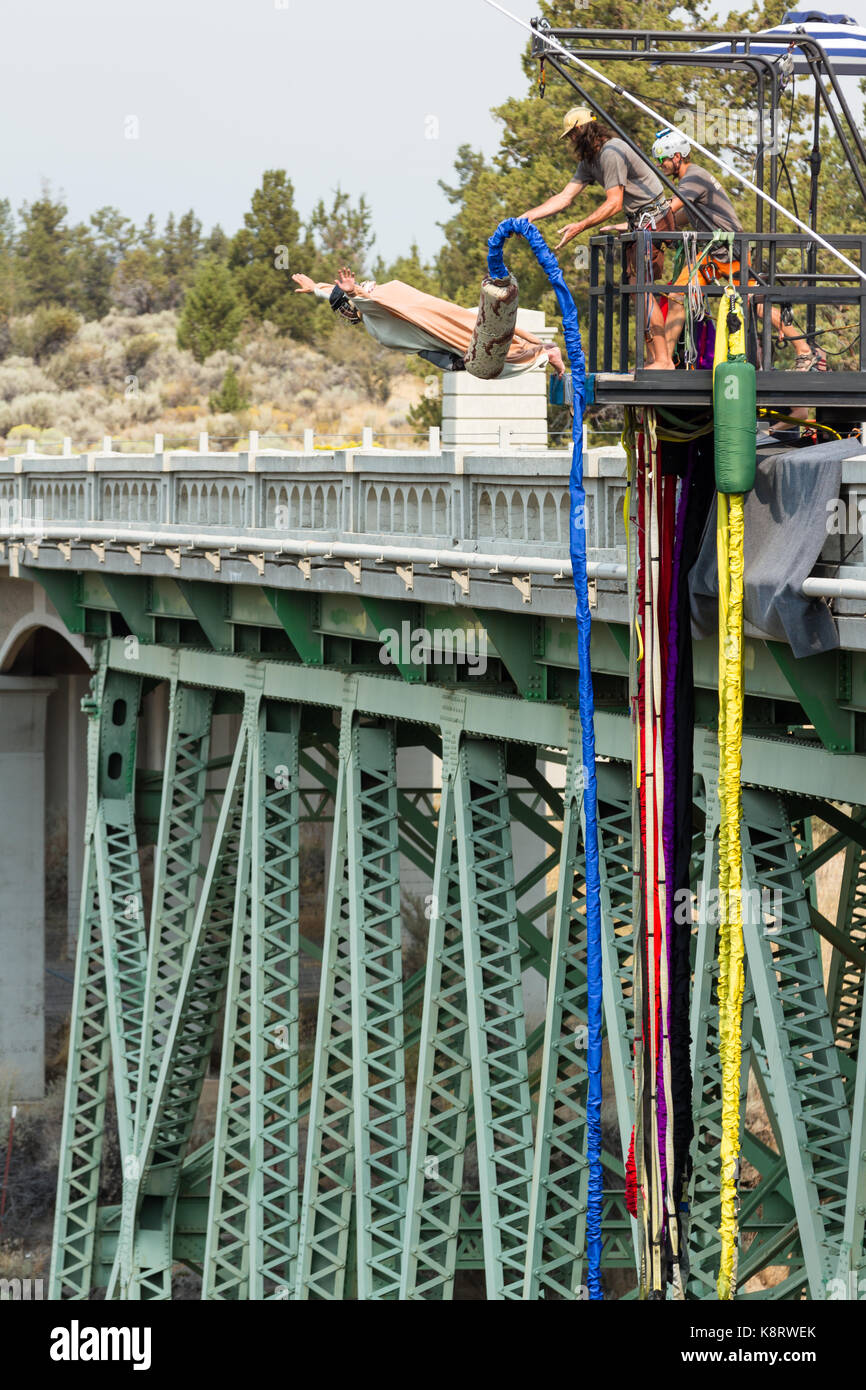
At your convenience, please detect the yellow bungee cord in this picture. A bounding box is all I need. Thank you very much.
[712,281,755,1300]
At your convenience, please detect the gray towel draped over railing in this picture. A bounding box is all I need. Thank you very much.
[689,437,852,657]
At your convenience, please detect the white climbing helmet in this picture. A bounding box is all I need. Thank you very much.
[652,128,691,164]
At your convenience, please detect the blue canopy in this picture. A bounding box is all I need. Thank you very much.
[702,17,866,73]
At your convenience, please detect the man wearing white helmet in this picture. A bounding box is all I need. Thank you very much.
[521,108,677,369]
[653,129,820,371]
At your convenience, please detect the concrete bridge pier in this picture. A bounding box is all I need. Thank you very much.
[0,675,55,1099]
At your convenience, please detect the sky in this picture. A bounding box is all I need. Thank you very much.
[1,0,864,265]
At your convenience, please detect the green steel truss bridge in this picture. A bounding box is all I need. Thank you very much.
[2,434,866,1300]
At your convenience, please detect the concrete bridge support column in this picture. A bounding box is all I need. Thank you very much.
[0,675,55,1098]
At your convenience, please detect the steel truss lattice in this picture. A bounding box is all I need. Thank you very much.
[50,646,866,1300]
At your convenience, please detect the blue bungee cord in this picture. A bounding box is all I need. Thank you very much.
[486,217,603,1300]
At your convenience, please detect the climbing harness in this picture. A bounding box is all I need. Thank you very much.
[712,284,756,1300]
[629,197,673,233]
[680,232,708,369]
[486,216,604,1300]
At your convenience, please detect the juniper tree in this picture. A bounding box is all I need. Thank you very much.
[177,256,244,362]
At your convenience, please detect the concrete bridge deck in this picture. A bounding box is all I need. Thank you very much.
[1,439,865,742]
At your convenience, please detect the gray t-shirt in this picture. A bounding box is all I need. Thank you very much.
[572,138,663,215]
[677,166,742,233]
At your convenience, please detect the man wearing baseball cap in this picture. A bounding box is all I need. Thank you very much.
[521,107,677,369]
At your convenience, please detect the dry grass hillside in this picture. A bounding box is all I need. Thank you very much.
[0,308,428,454]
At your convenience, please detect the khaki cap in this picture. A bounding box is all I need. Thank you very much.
[560,106,596,138]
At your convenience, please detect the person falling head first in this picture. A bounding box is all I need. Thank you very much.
[521,107,678,370]
[291,267,565,377]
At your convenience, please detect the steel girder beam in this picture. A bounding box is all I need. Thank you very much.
[401,705,471,1300]
[740,788,852,1297]
[199,695,304,1301]
[295,703,356,1300]
[109,684,259,1298]
[101,574,155,644]
[250,702,302,1299]
[137,679,214,1127]
[201,701,258,1299]
[94,676,147,1160]
[798,801,866,859]
[456,736,535,1300]
[797,807,866,881]
[522,734,642,1297]
[29,566,86,632]
[475,609,548,702]
[595,761,642,1271]
[177,580,233,652]
[843,1001,866,1293]
[50,844,110,1299]
[347,719,408,1298]
[765,643,854,753]
[595,762,640,1160]
[359,597,426,684]
[49,668,112,1300]
[836,835,866,1290]
[524,722,589,1299]
[264,589,324,665]
[100,637,866,805]
[828,834,866,1058]
[107,677,214,1298]
[50,668,144,1299]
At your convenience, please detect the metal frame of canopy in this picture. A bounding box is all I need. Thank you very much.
[704,20,866,77]
[528,21,866,347]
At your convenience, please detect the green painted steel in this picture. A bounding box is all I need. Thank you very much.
[94,674,147,1157]
[456,737,535,1300]
[50,666,125,1300]
[400,724,471,1299]
[264,589,324,665]
[828,834,866,1057]
[524,725,589,1299]
[201,698,260,1299]
[45,631,866,1301]
[295,705,356,1300]
[250,702,302,1299]
[178,580,233,651]
[477,609,548,701]
[766,643,855,753]
[360,596,427,684]
[49,842,111,1299]
[348,721,408,1298]
[137,680,214,1131]
[111,711,252,1298]
[101,575,156,644]
[741,788,852,1296]
[596,761,639,1160]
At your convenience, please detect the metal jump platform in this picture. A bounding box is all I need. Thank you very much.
[530,22,866,415]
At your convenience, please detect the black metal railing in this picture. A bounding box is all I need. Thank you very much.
[587,230,866,375]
